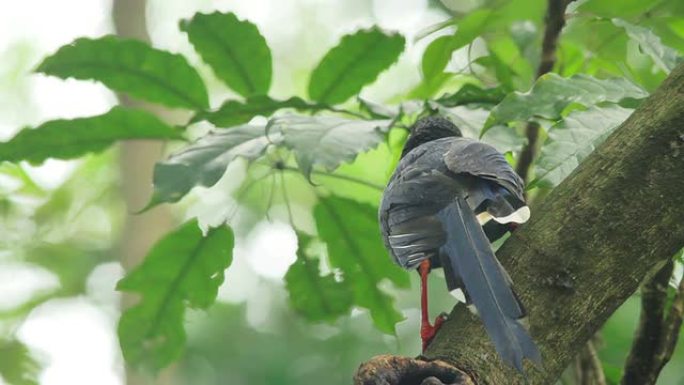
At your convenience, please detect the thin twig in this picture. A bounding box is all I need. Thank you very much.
[515,0,575,184]
[279,165,386,191]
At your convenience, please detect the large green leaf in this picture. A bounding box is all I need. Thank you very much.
[436,83,507,107]
[284,233,354,322]
[308,28,404,105]
[0,339,39,385]
[149,124,274,206]
[531,105,633,187]
[36,36,208,110]
[117,219,234,371]
[485,74,647,130]
[421,9,494,80]
[613,19,681,73]
[193,96,327,128]
[0,107,182,164]
[314,196,409,334]
[271,115,390,177]
[181,12,271,97]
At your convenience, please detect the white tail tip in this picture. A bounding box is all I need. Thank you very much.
[492,206,530,224]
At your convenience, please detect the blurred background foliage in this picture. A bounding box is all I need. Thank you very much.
[0,0,683,384]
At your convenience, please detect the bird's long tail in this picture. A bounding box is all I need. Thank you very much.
[437,198,541,373]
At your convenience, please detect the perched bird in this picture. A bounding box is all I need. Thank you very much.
[378,116,541,373]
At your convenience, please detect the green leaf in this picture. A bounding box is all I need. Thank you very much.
[613,19,681,73]
[578,0,662,19]
[0,107,182,164]
[181,12,272,97]
[37,36,208,109]
[421,9,494,80]
[485,74,647,131]
[271,115,389,177]
[117,219,234,371]
[436,83,507,107]
[357,97,400,119]
[421,35,453,81]
[0,339,40,385]
[284,233,354,322]
[315,196,409,334]
[308,28,404,105]
[149,124,273,206]
[531,105,633,187]
[193,96,326,128]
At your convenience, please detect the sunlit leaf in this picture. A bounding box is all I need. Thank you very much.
[613,19,681,73]
[357,97,400,119]
[485,74,647,131]
[315,196,409,334]
[117,219,234,371]
[436,83,507,107]
[578,0,662,19]
[421,9,494,80]
[37,36,208,109]
[0,339,40,385]
[531,105,633,187]
[308,28,404,104]
[181,12,272,97]
[0,107,183,164]
[285,232,354,322]
[193,96,327,128]
[271,115,390,177]
[149,124,274,207]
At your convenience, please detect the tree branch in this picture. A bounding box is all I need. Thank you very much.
[575,339,606,385]
[357,62,684,384]
[620,260,674,385]
[515,0,575,183]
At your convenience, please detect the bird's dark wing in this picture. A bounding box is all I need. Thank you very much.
[443,140,528,223]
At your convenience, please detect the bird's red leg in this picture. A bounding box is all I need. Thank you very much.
[419,260,446,352]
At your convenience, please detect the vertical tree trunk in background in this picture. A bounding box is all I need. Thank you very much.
[112,1,186,383]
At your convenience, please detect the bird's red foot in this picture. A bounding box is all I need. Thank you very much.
[421,313,447,352]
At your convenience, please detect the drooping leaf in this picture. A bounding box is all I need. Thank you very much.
[192,96,327,128]
[36,36,208,109]
[308,28,404,104]
[181,12,272,97]
[613,19,681,73]
[436,83,508,107]
[117,219,234,371]
[0,339,40,385]
[314,196,409,334]
[149,124,274,207]
[531,105,633,188]
[485,74,647,131]
[284,232,354,322]
[421,9,494,80]
[270,115,390,177]
[357,97,400,119]
[421,35,453,81]
[0,107,182,164]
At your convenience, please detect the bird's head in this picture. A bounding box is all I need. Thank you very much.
[401,116,462,157]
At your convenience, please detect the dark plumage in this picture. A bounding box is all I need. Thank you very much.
[379,116,540,373]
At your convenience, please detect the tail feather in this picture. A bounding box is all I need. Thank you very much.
[437,198,541,372]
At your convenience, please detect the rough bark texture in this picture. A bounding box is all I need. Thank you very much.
[357,63,684,384]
